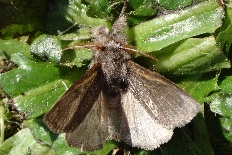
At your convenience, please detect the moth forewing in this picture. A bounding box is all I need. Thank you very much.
[66,91,123,151]
[117,61,201,150]
[126,61,201,129]
[65,91,106,151]
[44,63,102,133]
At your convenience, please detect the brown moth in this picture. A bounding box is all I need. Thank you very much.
[44,2,201,152]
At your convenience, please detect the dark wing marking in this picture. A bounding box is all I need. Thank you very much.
[44,63,102,133]
[66,92,122,151]
[66,91,106,151]
[126,60,201,129]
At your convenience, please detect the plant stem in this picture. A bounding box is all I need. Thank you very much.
[0,101,5,145]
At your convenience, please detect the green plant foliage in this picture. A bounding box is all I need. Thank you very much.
[30,35,63,62]
[0,39,32,59]
[138,37,230,75]
[0,53,85,119]
[0,128,55,155]
[0,0,232,154]
[87,0,109,18]
[131,0,224,51]
[158,0,193,10]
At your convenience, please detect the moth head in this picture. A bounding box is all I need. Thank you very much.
[92,26,112,45]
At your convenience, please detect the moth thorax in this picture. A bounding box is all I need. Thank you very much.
[106,40,121,49]
[101,53,129,97]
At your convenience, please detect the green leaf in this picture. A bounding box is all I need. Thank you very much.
[209,76,232,117]
[130,0,224,52]
[0,39,32,59]
[0,0,46,38]
[156,37,230,74]
[210,93,232,117]
[59,27,92,41]
[192,114,214,155]
[24,118,53,145]
[136,37,230,75]
[176,73,220,104]
[24,118,83,154]
[30,34,62,62]
[216,24,232,55]
[129,0,157,16]
[0,128,55,155]
[219,117,232,143]
[51,134,119,155]
[158,0,193,10]
[0,53,84,119]
[65,1,109,27]
[216,0,232,54]
[127,0,158,25]
[61,48,93,67]
[24,118,118,155]
[0,24,40,39]
[46,0,110,34]
[87,0,109,18]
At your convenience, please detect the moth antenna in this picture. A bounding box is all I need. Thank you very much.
[121,45,157,60]
[57,22,79,36]
[119,0,127,18]
[112,0,127,35]
[62,42,96,52]
[216,0,225,7]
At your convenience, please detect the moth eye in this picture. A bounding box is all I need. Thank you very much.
[96,45,106,51]
[119,79,128,90]
[100,46,107,51]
